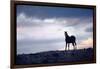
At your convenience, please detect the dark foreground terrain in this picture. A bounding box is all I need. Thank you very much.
[16,48,94,65]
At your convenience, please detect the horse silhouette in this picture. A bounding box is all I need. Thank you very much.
[64,31,77,51]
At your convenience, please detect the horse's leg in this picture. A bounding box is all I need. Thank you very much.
[65,43,67,51]
[72,43,75,50]
[73,42,77,50]
[68,43,69,50]
[75,42,76,46]
[74,42,77,50]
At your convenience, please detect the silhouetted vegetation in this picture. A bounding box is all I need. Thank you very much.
[16,48,93,65]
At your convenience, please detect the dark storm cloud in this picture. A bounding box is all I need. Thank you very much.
[17,5,93,28]
[17,5,93,18]
[17,11,93,28]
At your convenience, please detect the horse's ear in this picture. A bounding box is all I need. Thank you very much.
[65,31,67,34]
[64,31,66,33]
[64,31,68,36]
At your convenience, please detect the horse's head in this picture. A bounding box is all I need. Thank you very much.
[64,31,68,36]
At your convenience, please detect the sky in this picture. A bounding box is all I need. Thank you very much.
[17,5,93,54]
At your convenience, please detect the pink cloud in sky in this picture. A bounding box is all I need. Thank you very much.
[78,37,93,49]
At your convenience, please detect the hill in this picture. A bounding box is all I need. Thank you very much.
[16,48,94,65]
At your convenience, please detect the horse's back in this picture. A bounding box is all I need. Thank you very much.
[70,35,76,42]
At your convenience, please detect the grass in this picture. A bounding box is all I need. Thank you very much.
[16,48,93,65]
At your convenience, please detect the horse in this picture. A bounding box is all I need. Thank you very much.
[64,31,77,51]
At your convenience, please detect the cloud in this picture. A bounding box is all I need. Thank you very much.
[85,26,93,32]
[17,5,93,19]
[78,37,93,49]
[17,13,42,27]
[17,13,93,39]
[17,13,91,28]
